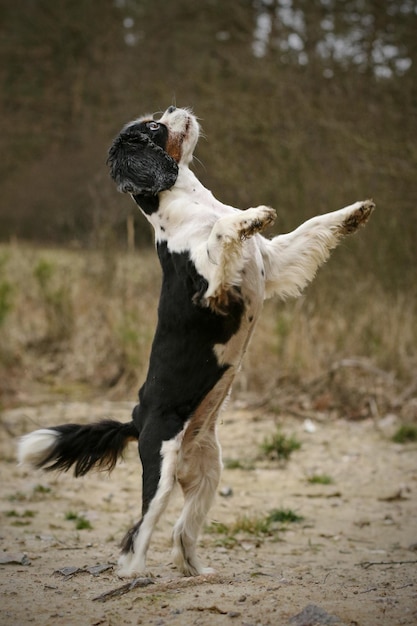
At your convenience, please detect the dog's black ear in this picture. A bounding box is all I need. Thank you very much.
[107,129,178,195]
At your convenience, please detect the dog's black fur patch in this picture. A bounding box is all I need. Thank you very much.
[126,241,245,524]
[107,121,178,199]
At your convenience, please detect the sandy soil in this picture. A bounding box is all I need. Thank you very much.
[1,399,416,626]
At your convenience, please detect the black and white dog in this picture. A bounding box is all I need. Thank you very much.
[18,106,374,577]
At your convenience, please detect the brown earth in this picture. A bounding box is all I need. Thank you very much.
[1,399,416,626]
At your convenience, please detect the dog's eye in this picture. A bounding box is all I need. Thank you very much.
[148,122,160,131]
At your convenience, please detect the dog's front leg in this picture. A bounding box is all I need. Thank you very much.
[207,205,276,265]
[259,199,375,300]
[194,206,276,308]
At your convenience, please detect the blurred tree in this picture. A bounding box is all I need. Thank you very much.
[0,0,415,286]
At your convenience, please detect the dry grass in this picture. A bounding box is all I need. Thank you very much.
[0,243,416,420]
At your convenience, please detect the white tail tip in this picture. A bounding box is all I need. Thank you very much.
[17,429,59,467]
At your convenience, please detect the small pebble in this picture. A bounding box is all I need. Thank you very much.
[219,486,233,497]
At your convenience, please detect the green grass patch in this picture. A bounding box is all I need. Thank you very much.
[267,508,304,523]
[7,491,27,502]
[230,515,272,536]
[206,507,303,545]
[33,484,51,494]
[307,474,334,485]
[392,424,417,443]
[260,429,301,461]
[65,511,92,530]
[5,509,36,518]
[75,517,92,530]
[224,458,245,470]
[223,458,255,470]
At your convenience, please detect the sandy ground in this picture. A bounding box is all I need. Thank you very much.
[1,399,416,626]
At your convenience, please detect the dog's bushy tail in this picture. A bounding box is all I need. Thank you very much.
[18,420,139,477]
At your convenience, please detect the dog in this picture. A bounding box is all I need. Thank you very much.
[18,106,374,578]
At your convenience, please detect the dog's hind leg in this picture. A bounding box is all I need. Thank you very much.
[117,427,182,577]
[172,425,222,576]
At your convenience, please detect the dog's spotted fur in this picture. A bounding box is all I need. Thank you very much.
[18,106,374,578]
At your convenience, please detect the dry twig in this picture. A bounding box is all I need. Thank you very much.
[92,577,154,602]
[359,559,417,570]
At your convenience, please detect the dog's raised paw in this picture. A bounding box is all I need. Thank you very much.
[341,199,375,234]
[239,206,276,239]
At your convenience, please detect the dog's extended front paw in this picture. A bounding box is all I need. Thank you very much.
[341,199,375,234]
[238,206,276,240]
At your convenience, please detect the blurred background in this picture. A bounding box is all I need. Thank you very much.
[0,0,416,417]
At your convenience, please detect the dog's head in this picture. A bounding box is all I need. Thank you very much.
[108,106,199,197]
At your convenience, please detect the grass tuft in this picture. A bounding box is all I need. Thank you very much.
[392,424,417,444]
[223,458,255,470]
[5,509,36,518]
[206,507,303,545]
[33,484,51,494]
[307,474,334,485]
[260,429,301,461]
[267,508,304,523]
[65,511,92,530]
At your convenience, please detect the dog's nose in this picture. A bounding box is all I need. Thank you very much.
[167,105,176,113]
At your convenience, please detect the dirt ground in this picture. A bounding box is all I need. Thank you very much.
[1,398,416,626]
